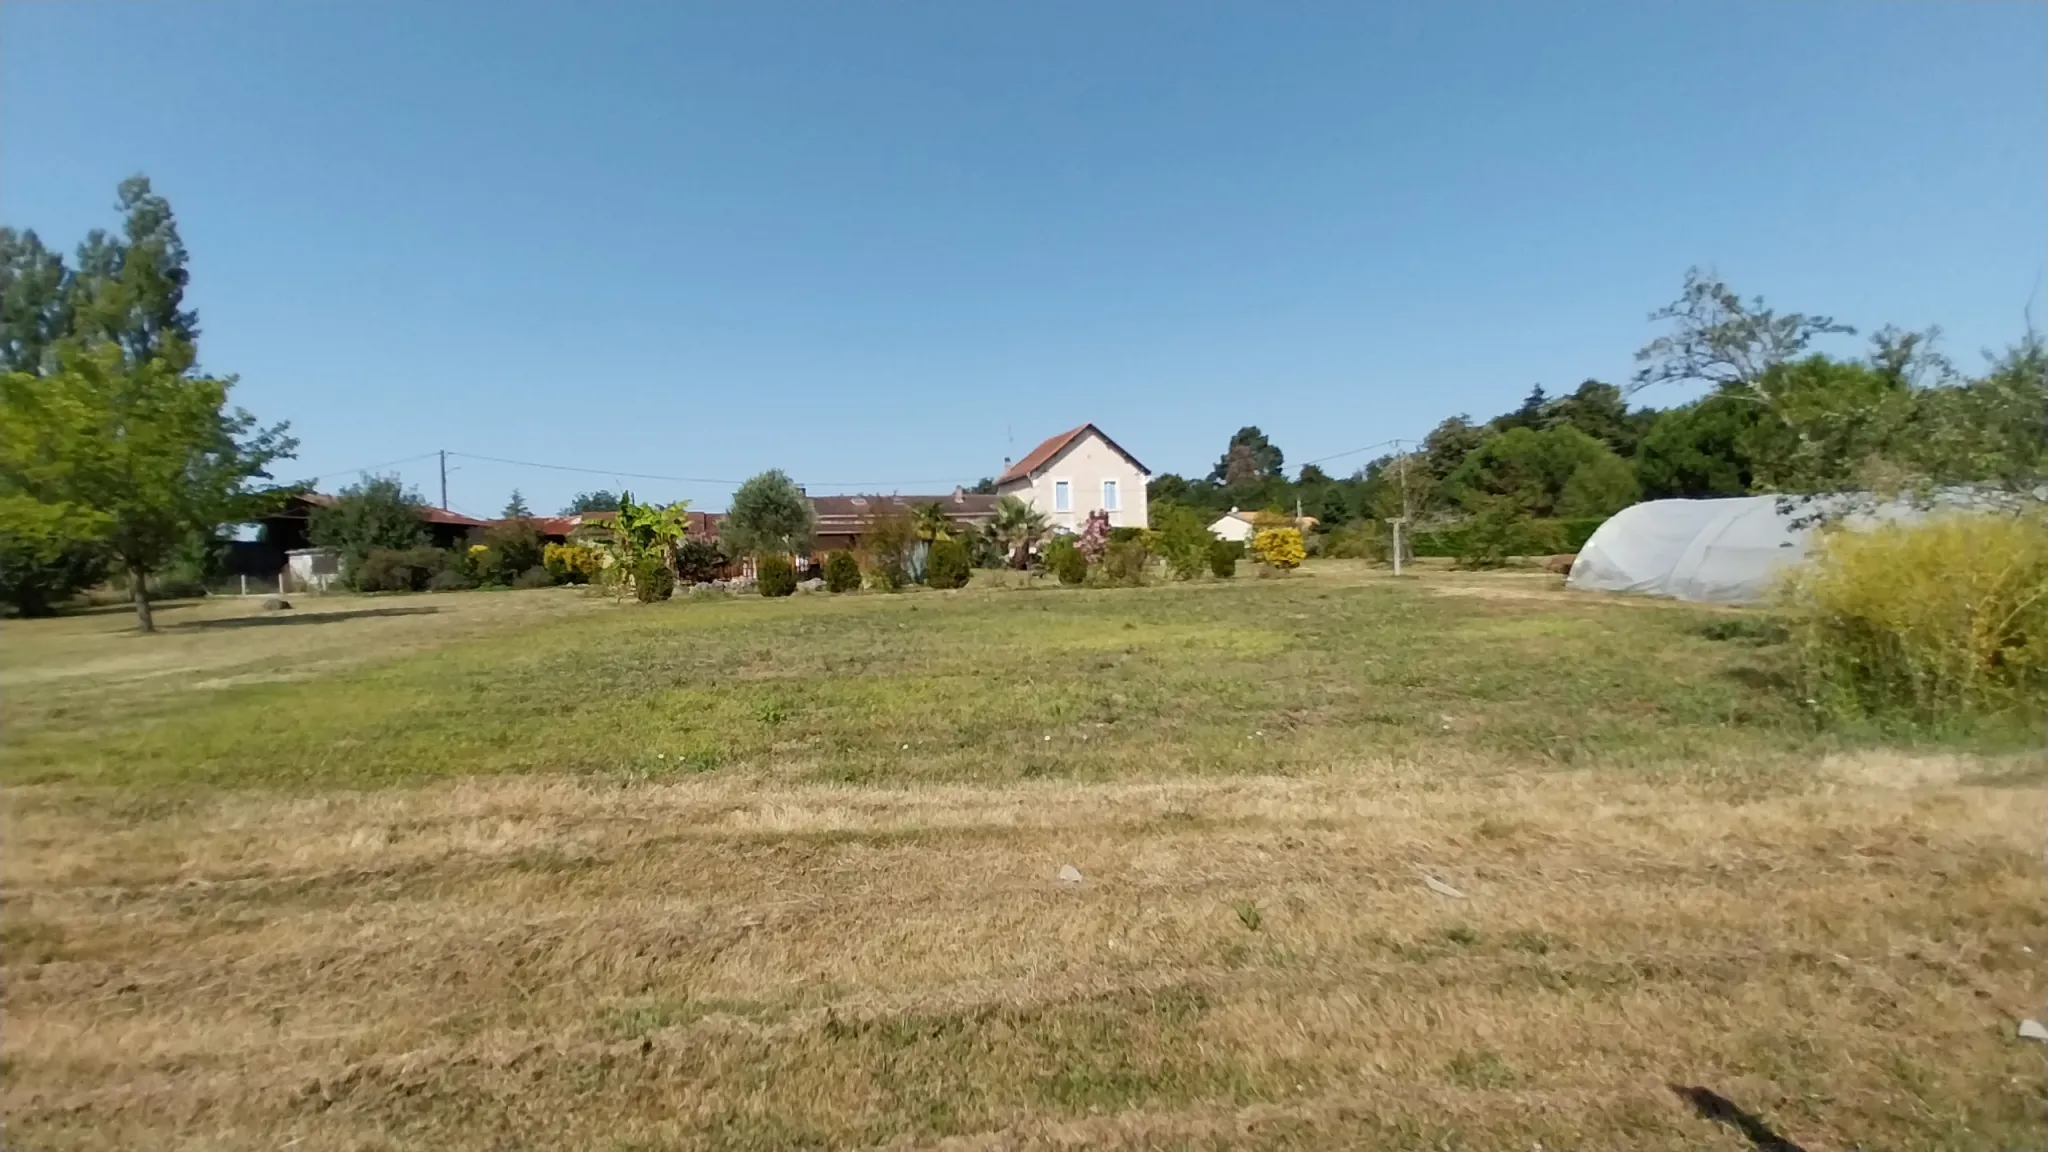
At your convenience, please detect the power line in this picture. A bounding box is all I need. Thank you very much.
[446,451,745,486]
[297,451,440,482]
[442,451,983,491]
[1300,439,1405,468]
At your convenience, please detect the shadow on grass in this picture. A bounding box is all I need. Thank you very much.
[1670,1085,1810,1152]
[64,599,204,619]
[1721,664,1795,694]
[180,606,442,630]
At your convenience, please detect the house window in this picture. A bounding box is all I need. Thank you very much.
[1101,479,1119,511]
[1054,480,1071,512]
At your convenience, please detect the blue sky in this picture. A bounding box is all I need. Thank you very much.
[5,1,2042,515]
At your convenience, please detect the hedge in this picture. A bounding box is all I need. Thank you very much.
[1405,516,1607,558]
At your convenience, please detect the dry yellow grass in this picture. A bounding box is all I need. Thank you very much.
[4,567,2045,1149]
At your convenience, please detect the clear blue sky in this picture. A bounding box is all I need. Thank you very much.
[5,1,2042,516]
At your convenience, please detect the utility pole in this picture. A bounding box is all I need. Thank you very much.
[439,449,448,510]
[1392,439,1410,577]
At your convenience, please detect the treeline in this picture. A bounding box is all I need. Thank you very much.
[1150,270,2046,550]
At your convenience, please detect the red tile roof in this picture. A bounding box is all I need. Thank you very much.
[810,492,1000,534]
[423,507,487,528]
[997,424,1148,485]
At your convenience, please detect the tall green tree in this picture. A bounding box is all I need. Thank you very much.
[1420,415,1488,485]
[310,475,427,582]
[1634,392,1760,499]
[1542,380,1650,457]
[0,344,295,631]
[1492,385,1550,432]
[1209,427,1285,485]
[502,489,533,518]
[1740,355,1914,495]
[562,490,620,514]
[0,229,74,375]
[66,176,202,371]
[1448,426,1635,519]
[722,469,815,558]
[1909,336,2047,501]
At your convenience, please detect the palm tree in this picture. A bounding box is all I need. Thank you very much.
[988,495,1051,569]
[910,501,954,544]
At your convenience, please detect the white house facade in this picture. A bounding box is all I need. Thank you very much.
[1207,511,1258,543]
[996,424,1151,532]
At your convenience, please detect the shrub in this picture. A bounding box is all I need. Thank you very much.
[756,553,798,598]
[468,546,506,585]
[1208,538,1239,578]
[823,550,861,593]
[1251,527,1305,571]
[513,565,555,590]
[1046,537,1087,585]
[544,542,602,585]
[1151,504,1212,581]
[0,531,107,617]
[632,556,674,602]
[1077,511,1110,564]
[1779,513,2048,723]
[1108,526,1145,544]
[1100,538,1150,586]
[859,509,917,590]
[355,546,450,592]
[426,567,474,592]
[480,518,546,582]
[1455,501,1521,569]
[673,538,726,584]
[1322,521,1388,562]
[311,475,427,580]
[925,538,972,589]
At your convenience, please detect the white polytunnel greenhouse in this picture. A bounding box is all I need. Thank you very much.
[1565,494,1945,606]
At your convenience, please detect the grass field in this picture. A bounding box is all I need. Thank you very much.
[5,562,2045,1150]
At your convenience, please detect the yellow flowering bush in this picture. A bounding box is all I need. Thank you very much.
[1251,527,1305,571]
[543,542,603,585]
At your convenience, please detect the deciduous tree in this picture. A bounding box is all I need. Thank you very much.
[0,345,294,631]
[310,475,426,584]
[721,470,815,558]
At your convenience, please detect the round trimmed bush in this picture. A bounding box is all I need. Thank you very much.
[823,550,861,593]
[1207,538,1238,579]
[1046,538,1087,586]
[757,554,798,598]
[633,557,675,602]
[925,538,972,589]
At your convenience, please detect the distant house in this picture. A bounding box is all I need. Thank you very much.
[810,490,999,556]
[996,424,1150,533]
[1209,508,1317,543]
[255,492,488,554]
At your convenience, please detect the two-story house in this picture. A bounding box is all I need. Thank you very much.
[996,424,1151,532]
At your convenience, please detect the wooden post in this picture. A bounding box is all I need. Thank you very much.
[1392,519,1404,577]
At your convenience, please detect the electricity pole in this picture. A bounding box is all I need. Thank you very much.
[1391,439,1409,577]
[439,450,448,510]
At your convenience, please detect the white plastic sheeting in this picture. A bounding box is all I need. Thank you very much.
[1570,491,2026,605]
[1567,497,1805,604]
